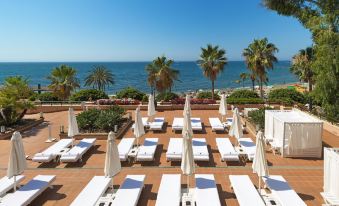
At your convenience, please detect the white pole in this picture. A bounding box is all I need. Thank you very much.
[258,178,261,194]
[187,175,189,192]
[13,175,16,192]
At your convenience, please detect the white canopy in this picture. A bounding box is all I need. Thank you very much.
[219,94,227,118]
[7,132,26,191]
[229,108,243,140]
[104,132,121,189]
[68,107,79,138]
[264,110,323,158]
[147,94,156,117]
[324,147,339,200]
[134,106,145,145]
[252,131,269,192]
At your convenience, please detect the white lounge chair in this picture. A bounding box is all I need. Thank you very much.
[0,175,56,206]
[229,175,265,206]
[60,138,96,163]
[172,118,183,131]
[224,118,233,127]
[111,175,145,206]
[32,139,73,162]
[136,138,158,161]
[238,138,256,161]
[321,192,339,206]
[263,175,307,206]
[131,117,148,130]
[0,175,25,197]
[195,174,221,206]
[216,138,239,162]
[149,117,165,131]
[70,176,111,206]
[166,138,183,161]
[209,118,225,132]
[118,138,135,161]
[155,174,181,206]
[191,118,203,131]
[192,138,209,161]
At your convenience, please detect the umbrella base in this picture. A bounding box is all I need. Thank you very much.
[45,138,56,143]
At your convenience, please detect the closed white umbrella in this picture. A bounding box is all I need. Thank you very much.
[68,107,79,146]
[134,106,145,146]
[7,131,26,191]
[104,132,121,190]
[229,108,243,142]
[252,131,269,194]
[181,109,194,192]
[45,124,56,143]
[147,94,156,117]
[218,94,227,121]
[183,95,191,115]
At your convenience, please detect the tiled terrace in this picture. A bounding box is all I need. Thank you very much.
[0,110,338,206]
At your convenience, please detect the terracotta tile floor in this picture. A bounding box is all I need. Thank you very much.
[0,109,338,206]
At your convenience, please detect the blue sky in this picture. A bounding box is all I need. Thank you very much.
[0,0,312,62]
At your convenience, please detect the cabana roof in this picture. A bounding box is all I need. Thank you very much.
[266,110,322,123]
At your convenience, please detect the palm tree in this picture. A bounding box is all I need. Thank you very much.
[239,72,248,88]
[197,44,227,100]
[290,47,314,92]
[145,56,179,93]
[47,65,80,100]
[243,38,278,97]
[249,72,257,91]
[85,65,115,92]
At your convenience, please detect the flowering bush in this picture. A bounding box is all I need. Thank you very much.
[171,98,216,105]
[96,99,140,105]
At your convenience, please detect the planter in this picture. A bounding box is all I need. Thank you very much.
[59,118,133,140]
[0,118,45,140]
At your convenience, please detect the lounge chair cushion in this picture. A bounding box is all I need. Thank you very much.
[155,174,181,206]
[149,118,164,130]
[195,174,221,206]
[32,139,72,162]
[192,138,209,161]
[137,138,158,161]
[60,138,96,162]
[209,118,225,131]
[0,175,25,197]
[238,138,256,161]
[118,138,135,161]
[216,138,239,161]
[112,175,145,206]
[166,138,183,160]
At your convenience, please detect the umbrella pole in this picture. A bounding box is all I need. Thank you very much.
[187,175,189,192]
[258,178,261,194]
[14,175,16,192]
[111,177,114,192]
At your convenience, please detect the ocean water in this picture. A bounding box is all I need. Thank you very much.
[0,61,297,94]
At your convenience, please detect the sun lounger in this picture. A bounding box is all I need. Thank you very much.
[118,138,135,161]
[195,174,221,206]
[111,175,145,206]
[131,117,148,130]
[32,139,73,162]
[0,175,56,206]
[0,175,25,197]
[155,174,181,206]
[60,138,96,162]
[263,175,306,206]
[149,117,165,131]
[216,138,239,162]
[209,118,225,132]
[229,175,265,206]
[70,176,111,206]
[238,138,256,161]
[166,138,183,161]
[321,192,339,206]
[136,138,158,161]
[172,118,203,131]
[224,118,233,127]
[192,138,209,161]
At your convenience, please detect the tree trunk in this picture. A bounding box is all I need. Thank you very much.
[211,80,215,100]
[259,79,263,98]
[252,79,255,91]
[308,80,313,111]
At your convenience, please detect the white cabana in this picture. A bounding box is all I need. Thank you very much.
[7,132,26,191]
[219,94,227,121]
[322,147,339,204]
[264,110,323,158]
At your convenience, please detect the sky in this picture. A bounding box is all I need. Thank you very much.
[0,0,312,62]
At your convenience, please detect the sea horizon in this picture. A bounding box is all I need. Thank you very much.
[0,60,298,94]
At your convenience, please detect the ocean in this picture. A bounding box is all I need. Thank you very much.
[0,61,297,94]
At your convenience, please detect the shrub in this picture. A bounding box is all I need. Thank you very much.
[196,91,220,100]
[227,98,264,104]
[247,107,274,130]
[70,89,108,101]
[142,95,148,102]
[76,109,101,132]
[156,92,179,101]
[116,87,146,101]
[76,106,126,132]
[32,92,60,101]
[268,88,305,105]
[229,89,259,99]
[96,99,140,105]
[171,98,216,104]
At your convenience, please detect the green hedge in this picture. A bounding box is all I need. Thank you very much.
[196,91,220,100]
[77,106,126,132]
[227,98,264,104]
[229,89,259,99]
[156,92,179,101]
[116,87,146,101]
[268,88,305,105]
[70,89,108,101]
[247,107,274,130]
[29,92,60,101]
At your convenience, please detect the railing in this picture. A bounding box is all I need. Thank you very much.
[35,101,86,106]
